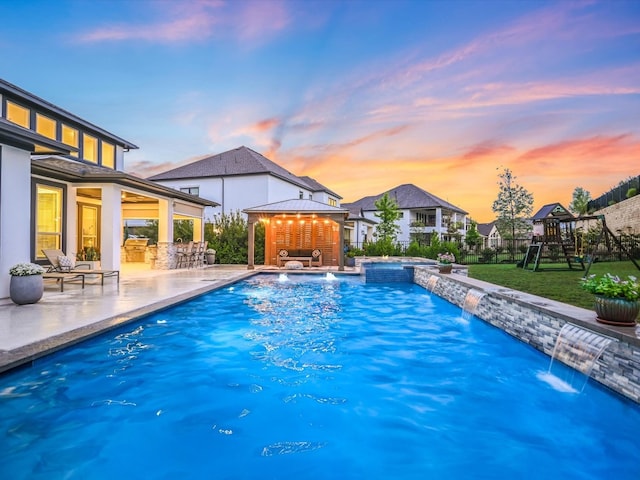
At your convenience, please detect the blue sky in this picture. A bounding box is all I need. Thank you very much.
[1,0,639,221]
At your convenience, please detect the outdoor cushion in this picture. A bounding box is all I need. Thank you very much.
[57,255,76,270]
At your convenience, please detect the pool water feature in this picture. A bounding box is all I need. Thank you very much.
[361,261,432,283]
[538,323,615,393]
[1,274,639,479]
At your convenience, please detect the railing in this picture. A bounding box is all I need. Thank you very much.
[587,175,640,211]
[345,234,640,265]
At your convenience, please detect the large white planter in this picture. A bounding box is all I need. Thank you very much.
[10,275,44,305]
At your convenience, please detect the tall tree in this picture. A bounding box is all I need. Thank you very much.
[569,187,591,216]
[491,168,534,257]
[374,192,401,242]
[464,221,482,251]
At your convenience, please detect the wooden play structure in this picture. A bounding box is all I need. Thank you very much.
[522,214,640,274]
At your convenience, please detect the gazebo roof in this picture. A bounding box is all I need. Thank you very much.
[243,199,349,215]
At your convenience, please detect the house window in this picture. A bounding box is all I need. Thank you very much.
[308,194,313,200]
[6,101,30,128]
[180,186,200,196]
[398,212,404,219]
[35,183,64,260]
[36,113,57,140]
[101,141,115,168]
[82,133,98,163]
[328,198,337,207]
[62,124,79,157]
[299,191,304,199]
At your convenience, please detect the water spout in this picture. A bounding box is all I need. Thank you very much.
[426,275,439,292]
[461,289,486,320]
[278,273,289,282]
[325,273,337,281]
[541,323,614,393]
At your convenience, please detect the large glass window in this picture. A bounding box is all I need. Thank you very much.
[101,141,115,168]
[83,133,98,163]
[35,184,63,260]
[62,124,79,157]
[36,113,57,140]
[6,101,30,128]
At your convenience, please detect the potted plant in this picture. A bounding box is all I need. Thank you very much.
[345,247,364,267]
[436,252,455,274]
[9,262,45,305]
[206,248,216,265]
[580,273,640,326]
[76,246,101,270]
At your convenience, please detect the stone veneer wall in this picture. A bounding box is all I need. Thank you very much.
[413,267,640,404]
[595,194,640,234]
[152,242,178,270]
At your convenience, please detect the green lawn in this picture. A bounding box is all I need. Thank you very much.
[467,261,640,311]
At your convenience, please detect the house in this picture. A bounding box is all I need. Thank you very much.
[0,78,216,297]
[342,184,468,245]
[477,221,501,249]
[343,206,377,247]
[147,146,342,220]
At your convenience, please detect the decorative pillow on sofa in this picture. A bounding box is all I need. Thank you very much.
[57,255,75,271]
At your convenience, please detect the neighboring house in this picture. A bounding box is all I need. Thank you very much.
[147,146,342,220]
[342,184,468,245]
[343,206,376,247]
[477,221,501,249]
[0,78,216,297]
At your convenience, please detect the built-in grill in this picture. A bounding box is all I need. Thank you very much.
[124,238,149,262]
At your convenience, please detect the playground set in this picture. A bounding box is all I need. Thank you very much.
[522,214,640,275]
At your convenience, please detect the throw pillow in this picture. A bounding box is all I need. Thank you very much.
[57,255,75,271]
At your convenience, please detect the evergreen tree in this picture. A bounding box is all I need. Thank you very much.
[373,193,401,255]
[205,211,264,264]
[569,187,591,216]
[464,221,482,251]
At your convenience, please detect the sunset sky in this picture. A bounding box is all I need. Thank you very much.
[2,0,638,221]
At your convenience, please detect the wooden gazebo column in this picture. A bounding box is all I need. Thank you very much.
[247,213,258,270]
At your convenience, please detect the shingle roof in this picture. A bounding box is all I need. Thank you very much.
[343,184,467,214]
[532,203,573,220]
[476,222,495,236]
[148,146,313,190]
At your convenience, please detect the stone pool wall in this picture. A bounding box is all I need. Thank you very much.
[413,267,640,404]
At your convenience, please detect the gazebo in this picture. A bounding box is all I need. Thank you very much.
[244,199,349,271]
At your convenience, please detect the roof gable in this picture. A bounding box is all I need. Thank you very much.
[532,202,573,220]
[344,184,467,214]
[148,146,311,189]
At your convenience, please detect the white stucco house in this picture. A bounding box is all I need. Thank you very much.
[147,146,342,220]
[342,184,468,246]
[0,78,216,297]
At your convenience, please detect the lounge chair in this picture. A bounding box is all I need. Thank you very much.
[42,272,86,292]
[42,249,120,285]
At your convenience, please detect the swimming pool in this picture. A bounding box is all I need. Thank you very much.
[1,274,639,479]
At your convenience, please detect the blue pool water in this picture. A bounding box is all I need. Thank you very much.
[1,274,639,479]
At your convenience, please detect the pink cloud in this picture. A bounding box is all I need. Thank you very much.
[75,0,291,45]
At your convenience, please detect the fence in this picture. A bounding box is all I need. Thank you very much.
[587,175,640,211]
[347,234,640,265]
